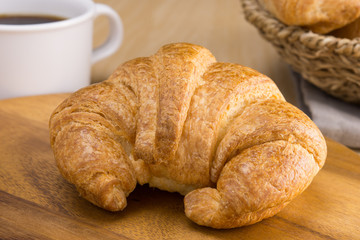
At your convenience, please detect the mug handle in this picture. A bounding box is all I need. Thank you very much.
[91,4,123,64]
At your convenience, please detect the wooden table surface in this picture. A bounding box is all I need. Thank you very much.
[0,94,360,240]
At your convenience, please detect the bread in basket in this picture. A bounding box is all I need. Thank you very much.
[242,0,360,104]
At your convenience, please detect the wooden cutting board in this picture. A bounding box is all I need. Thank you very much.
[0,94,359,240]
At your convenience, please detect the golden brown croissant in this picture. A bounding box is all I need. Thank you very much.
[259,0,360,34]
[49,43,327,229]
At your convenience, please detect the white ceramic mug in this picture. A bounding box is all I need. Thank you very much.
[0,0,123,100]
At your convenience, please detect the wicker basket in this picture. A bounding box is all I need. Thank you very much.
[241,0,360,104]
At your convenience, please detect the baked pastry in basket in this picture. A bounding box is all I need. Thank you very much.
[259,0,360,38]
[49,42,327,229]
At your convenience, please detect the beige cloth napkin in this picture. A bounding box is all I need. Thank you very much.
[292,71,360,149]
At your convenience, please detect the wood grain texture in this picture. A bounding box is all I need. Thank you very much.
[0,94,359,239]
[0,190,129,240]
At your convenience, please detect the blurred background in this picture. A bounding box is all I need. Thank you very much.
[91,0,296,104]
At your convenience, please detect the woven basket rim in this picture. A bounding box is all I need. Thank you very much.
[241,0,360,58]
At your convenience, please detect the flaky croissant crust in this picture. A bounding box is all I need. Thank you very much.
[49,43,327,229]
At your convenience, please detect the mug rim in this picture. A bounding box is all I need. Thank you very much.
[0,0,95,32]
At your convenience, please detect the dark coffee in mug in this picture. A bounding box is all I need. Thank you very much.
[0,14,65,25]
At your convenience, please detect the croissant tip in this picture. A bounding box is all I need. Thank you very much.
[184,188,221,228]
[102,186,127,211]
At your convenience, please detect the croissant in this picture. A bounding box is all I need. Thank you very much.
[259,0,360,34]
[49,42,327,229]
